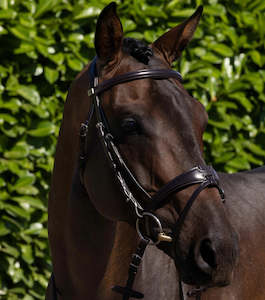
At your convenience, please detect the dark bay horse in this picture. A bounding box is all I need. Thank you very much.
[46,3,265,300]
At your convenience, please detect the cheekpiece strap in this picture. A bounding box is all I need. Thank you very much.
[88,56,97,86]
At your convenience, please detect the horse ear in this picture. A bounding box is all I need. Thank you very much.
[95,2,123,64]
[152,6,203,65]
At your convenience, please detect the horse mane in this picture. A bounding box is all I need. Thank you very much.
[122,37,153,65]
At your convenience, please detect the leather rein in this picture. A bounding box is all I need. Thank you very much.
[79,57,225,300]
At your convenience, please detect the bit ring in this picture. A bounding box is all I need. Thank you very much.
[136,212,163,245]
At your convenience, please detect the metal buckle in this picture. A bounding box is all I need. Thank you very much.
[136,212,172,245]
[88,87,95,96]
[187,286,207,297]
[80,122,89,137]
[96,122,105,137]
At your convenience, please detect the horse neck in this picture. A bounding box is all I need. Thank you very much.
[51,155,139,299]
[47,63,144,300]
[68,177,138,299]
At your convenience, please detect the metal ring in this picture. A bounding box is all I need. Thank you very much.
[136,212,163,246]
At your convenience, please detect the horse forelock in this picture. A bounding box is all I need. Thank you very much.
[122,38,153,65]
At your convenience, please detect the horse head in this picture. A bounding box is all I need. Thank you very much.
[83,2,239,291]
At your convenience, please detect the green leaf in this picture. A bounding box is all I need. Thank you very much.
[126,32,144,40]
[227,157,251,170]
[0,177,5,188]
[74,6,101,20]
[35,0,60,18]
[249,50,263,67]
[4,143,30,159]
[0,221,10,236]
[9,25,35,41]
[12,175,35,191]
[34,273,48,288]
[15,185,39,196]
[17,85,40,105]
[122,19,137,32]
[35,42,49,57]
[0,113,17,125]
[12,196,45,210]
[66,54,83,71]
[1,242,19,257]
[0,0,8,10]
[208,119,230,130]
[7,257,24,284]
[193,47,206,57]
[241,11,256,26]
[5,203,31,220]
[15,43,36,56]
[204,5,226,16]
[21,244,33,264]
[0,190,9,201]
[44,67,59,84]
[0,65,8,77]
[19,14,35,28]
[144,30,158,43]
[208,43,234,57]
[6,74,19,90]
[23,222,43,235]
[215,152,235,163]
[171,9,195,17]
[48,52,64,65]
[142,4,167,18]
[23,295,34,300]
[242,73,264,93]
[202,52,222,64]
[28,121,55,137]
[0,9,17,19]
[245,141,265,156]
[229,92,253,112]
[0,98,21,113]
[2,215,23,231]
[68,33,84,43]
[223,26,238,45]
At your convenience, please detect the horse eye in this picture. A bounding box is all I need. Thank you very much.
[121,117,140,135]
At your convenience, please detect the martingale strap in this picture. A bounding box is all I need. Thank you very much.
[112,238,150,300]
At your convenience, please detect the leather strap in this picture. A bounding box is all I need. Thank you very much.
[112,238,150,300]
[89,69,182,96]
[149,166,224,210]
[175,181,211,234]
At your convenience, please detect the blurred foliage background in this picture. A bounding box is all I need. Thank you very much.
[0,0,264,298]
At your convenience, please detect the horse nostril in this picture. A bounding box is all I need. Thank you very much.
[200,239,217,269]
[195,238,217,274]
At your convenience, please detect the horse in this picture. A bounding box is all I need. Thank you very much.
[45,3,265,300]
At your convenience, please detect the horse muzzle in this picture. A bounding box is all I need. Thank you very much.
[176,232,239,287]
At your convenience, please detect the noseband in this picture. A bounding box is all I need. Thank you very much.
[80,57,225,300]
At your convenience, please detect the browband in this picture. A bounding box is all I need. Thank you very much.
[88,69,182,96]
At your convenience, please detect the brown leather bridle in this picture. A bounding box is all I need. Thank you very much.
[79,57,225,300]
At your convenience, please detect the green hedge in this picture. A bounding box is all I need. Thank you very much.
[0,0,264,298]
